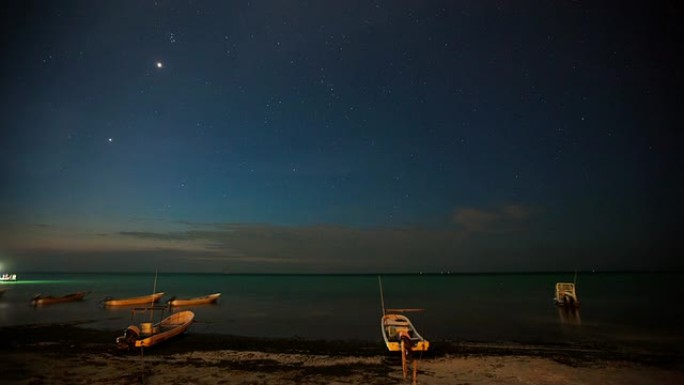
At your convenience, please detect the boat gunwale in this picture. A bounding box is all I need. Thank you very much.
[134,310,194,348]
[104,292,165,306]
[31,291,90,306]
[167,292,221,306]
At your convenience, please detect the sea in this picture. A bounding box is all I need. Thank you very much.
[1,272,682,351]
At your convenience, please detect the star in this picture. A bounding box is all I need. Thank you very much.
[107,138,113,143]
[156,61,163,69]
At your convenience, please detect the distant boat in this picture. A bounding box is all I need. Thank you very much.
[0,273,17,281]
[554,282,580,308]
[167,293,221,307]
[32,291,90,306]
[103,292,165,307]
[116,310,194,349]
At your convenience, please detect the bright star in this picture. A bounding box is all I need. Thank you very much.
[156,61,163,69]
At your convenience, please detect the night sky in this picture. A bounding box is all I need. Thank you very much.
[1,1,681,273]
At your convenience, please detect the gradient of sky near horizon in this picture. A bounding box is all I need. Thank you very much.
[1,1,681,273]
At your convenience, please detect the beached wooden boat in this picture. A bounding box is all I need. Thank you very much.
[554,282,580,308]
[116,310,194,349]
[381,313,430,353]
[103,292,165,307]
[378,277,429,381]
[31,291,90,306]
[167,293,221,306]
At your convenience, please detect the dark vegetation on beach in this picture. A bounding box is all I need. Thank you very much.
[1,322,682,371]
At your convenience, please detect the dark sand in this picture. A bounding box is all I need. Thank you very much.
[1,323,682,384]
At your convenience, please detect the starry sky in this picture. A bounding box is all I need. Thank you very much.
[0,1,681,273]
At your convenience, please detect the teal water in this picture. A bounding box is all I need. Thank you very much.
[0,272,681,350]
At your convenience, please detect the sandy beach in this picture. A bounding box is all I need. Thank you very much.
[1,323,682,385]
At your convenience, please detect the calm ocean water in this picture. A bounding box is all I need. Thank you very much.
[1,272,682,350]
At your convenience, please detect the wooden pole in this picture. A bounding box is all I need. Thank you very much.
[401,339,408,379]
[140,346,145,384]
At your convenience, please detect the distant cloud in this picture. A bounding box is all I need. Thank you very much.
[501,204,531,220]
[184,254,309,265]
[119,231,195,241]
[1,224,209,254]
[453,204,533,236]
[453,208,499,233]
[0,205,553,273]
[112,224,457,272]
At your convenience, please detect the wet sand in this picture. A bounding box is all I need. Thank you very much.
[1,323,682,384]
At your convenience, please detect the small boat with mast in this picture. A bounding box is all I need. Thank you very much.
[378,277,429,380]
[554,282,579,308]
[554,271,580,308]
[115,270,194,350]
[116,308,194,350]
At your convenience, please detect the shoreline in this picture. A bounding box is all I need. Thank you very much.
[1,323,682,384]
[2,322,681,365]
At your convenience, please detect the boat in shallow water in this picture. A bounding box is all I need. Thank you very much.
[31,291,90,306]
[103,292,165,307]
[116,309,194,349]
[167,293,221,307]
[554,282,580,308]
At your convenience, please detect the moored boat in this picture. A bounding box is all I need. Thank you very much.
[381,313,430,353]
[167,293,221,306]
[103,292,165,307]
[116,310,194,349]
[31,291,90,306]
[0,273,17,281]
[554,282,580,308]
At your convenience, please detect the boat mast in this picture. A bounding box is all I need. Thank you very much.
[150,268,158,321]
[378,276,386,316]
[151,269,158,300]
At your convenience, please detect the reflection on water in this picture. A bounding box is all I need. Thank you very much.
[557,306,581,326]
